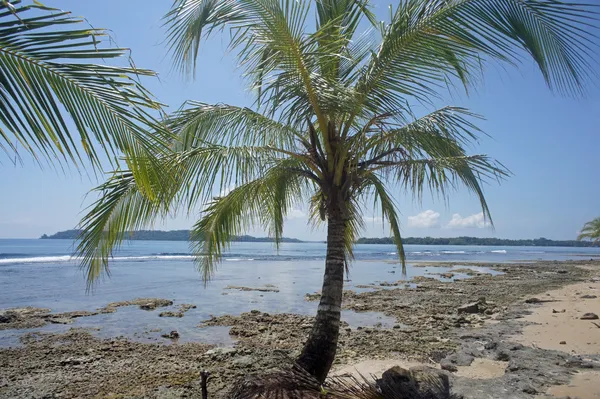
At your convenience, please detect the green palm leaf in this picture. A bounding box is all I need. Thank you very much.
[0,0,168,168]
[577,217,600,245]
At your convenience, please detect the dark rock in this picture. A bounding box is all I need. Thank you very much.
[457,302,479,314]
[445,352,475,366]
[581,313,599,320]
[559,341,566,345]
[581,295,597,299]
[161,330,179,339]
[552,309,566,313]
[484,341,497,350]
[525,298,541,304]
[522,385,537,394]
[379,366,451,399]
[556,270,568,274]
[0,312,18,323]
[159,311,184,318]
[496,352,510,361]
[440,360,458,372]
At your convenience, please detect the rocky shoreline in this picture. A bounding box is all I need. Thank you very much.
[1,259,599,398]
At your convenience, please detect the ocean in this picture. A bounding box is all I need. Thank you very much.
[1,239,599,347]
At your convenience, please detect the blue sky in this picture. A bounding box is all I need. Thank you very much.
[1,1,599,240]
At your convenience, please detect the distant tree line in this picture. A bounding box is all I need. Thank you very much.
[40,230,303,243]
[356,236,596,247]
[41,230,596,247]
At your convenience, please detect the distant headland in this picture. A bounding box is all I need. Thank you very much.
[40,230,596,247]
[40,230,304,243]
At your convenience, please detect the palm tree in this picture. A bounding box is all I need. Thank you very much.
[0,0,167,169]
[578,217,600,245]
[77,0,597,382]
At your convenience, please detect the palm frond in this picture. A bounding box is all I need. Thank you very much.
[354,0,598,118]
[353,106,484,162]
[577,217,600,244]
[0,0,168,168]
[76,170,169,287]
[164,0,246,76]
[169,101,303,151]
[361,173,407,273]
[379,155,508,227]
[190,159,311,281]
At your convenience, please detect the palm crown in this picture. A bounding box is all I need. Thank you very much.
[578,217,600,245]
[75,0,597,382]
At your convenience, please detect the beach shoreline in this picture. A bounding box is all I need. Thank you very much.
[1,259,599,398]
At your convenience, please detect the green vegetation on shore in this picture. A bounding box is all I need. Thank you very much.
[41,230,595,247]
[357,236,596,247]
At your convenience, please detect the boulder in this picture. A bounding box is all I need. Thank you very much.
[457,302,479,314]
[440,360,458,372]
[379,365,451,399]
[444,352,474,367]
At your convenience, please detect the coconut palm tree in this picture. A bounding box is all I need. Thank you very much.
[77,0,597,382]
[578,217,600,245]
[0,0,167,169]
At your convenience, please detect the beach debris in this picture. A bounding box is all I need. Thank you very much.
[592,322,600,329]
[552,309,566,313]
[580,313,599,320]
[161,330,180,340]
[580,294,597,299]
[559,341,566,345]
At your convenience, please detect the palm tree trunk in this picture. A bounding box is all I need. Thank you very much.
[297,208,346,382]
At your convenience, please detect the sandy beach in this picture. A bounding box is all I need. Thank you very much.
[1,259,599,398]
[515,273,600,399]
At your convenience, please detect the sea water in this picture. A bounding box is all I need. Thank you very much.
[1,239,598,347]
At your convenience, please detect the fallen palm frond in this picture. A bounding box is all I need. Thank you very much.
[228,363,457,399]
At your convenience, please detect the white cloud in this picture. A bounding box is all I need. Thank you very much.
[446,212,489,229]
[407,210,441,228]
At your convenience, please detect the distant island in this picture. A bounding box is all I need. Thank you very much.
[41,230,596,247]
[356,236,596,247]
[40,230,304,243]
